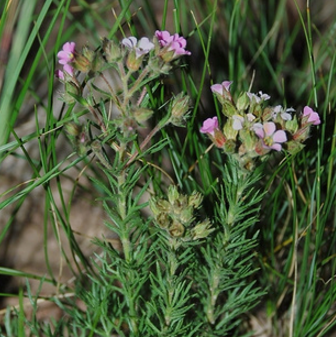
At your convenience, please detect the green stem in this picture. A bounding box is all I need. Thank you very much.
[116,153,138,333]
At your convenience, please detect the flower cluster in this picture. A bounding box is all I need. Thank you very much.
[201,81,321,170]
[55,31,191,148]
[150,186,214,246]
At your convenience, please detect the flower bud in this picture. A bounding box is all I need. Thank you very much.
[223,139,236,154]
[63,81,82,104]
[171,93,190,118]
[149,197,171,216]
[168,185,180,206]
[236,92,250,111]
[292,126,310,142]
[180,207,194,224]
[239,128,257,152]
[223,119,238,140]
[92,53,105,72]
[73,53,92,72]
[156,213,172,229]
[126,50,143,71]
[102,38,121,63]
[285,116,299,134]
[148,57,172,75]
[221,101,238,117]
[191,220,214,240]
[285,140,305,155]
[82,45,95,63]
[64,122,82,137]
[188,191,203,209]
[262,107,273,121]
[169,221,185,237]
[133,107,154,124]
[170,93,190,126]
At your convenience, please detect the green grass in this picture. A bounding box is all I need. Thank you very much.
[0,0,336,336]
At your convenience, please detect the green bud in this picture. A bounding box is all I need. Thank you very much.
[158,48,176,63]
[170,93,190,126]
[92,53,105,72]
[223,119,238,140]
[167,185,180,206]
[188,191,203,209]
[82,45,95,63]
[262,107,273,121]
[191,219,214,240]
[102,38,121,63]
[63,81,82,104]
[126,50,143,71]
[285,140,305,155]
[73,54,91,72]
[148,57,172,75]
[133,107,154,124]
[156,213,172,229]
[169,221,185,238]
[292,126,310,142]
[149,197,171,216]
[239,128,257,152]
[221,101,238,117]
[180,207,194,225]
[285,115,299,134]
[236,92,250,111]
[223,139,236,154]
[64,122,82,137]
[249,104,262,118]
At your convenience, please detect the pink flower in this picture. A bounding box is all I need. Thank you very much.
[303,106,320,125]
[200,117,226,147]
[57,42,76,65]
[122,36,154,58]
[200,117,219,136]
[55,64,74,80]
[155,30,191,58]
[210,81,232,95]
[253,122,287,151]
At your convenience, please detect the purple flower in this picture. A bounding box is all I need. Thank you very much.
[200,117,218,136]
[210,81,232,95]
[155,30,191,58]
[303,106,321,125]
[55,64,74,80]
[253,122,287,151]
[122,36,154,58]
[57,42,76,65]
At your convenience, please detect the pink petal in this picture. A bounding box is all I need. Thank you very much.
[200,117,218,134]
[263,122,276,137]
[210,84,223,95]
[303,106,314,117]
[55,69,64,80]
[63,42,75,52]
[273,130,287,143]
[253,123,264,138]
[270,143,282,151]
[63,64,74,76]
[222,81,232,91]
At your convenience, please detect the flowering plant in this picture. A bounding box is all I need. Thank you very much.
[201,81,320,170]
